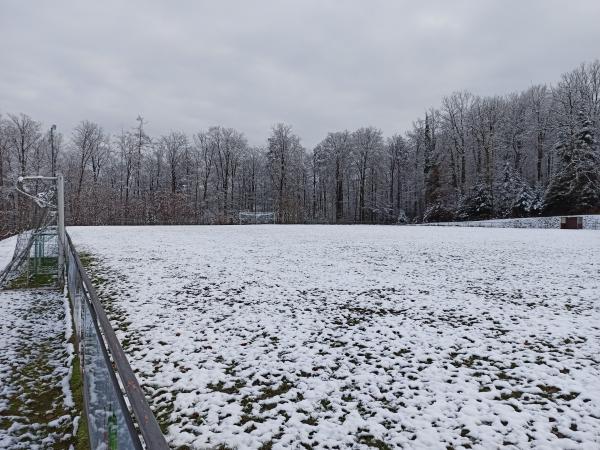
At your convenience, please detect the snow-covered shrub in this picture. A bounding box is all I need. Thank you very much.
[423,203,455,223]
[457,183,494,220]
[396,209,409,224]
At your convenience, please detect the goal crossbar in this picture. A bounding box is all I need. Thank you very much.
[239,211,275,224]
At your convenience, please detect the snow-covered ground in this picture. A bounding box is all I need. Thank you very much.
[0,289,77,449]
[0,235,17,271]
[69,225,600,449]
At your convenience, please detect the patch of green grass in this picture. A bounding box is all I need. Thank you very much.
[320,399,333,411]
[301,416,319,426]
[260,402,278,412]
[154,399,176,435]
[77,252,94,268]
[341,393,354,402]
[258,440,274,450]
[71,353,90,450]
[238,414,267,426]
[67,298,90,450]
[258,379,293,400]
[356,434,392,450]
[8,270,57,288]
[5,256,58,288]
[0,298,81,449]
[207,379,246,395]
[496,390,523,401]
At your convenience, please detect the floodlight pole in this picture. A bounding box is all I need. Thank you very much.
[50,125,57,177]
[57,174,65,286]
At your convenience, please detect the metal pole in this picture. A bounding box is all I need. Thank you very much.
[50,125,56,178]
[57,174,65,286]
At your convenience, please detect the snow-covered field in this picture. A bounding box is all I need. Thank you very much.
[69,225,600,449]
[0,289,76,449]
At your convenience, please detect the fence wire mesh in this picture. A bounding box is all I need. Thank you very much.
[66,242,143,450]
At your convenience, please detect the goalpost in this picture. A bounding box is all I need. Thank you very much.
[0,174,65,288]
[239,211,276,225]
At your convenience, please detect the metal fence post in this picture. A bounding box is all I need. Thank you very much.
[57,174,65,286]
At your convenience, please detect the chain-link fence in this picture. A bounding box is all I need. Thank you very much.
[420,215,600,229]
[66,235,168,450]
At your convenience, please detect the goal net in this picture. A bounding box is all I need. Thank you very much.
[239,211,275,225]
[0,176,61,288]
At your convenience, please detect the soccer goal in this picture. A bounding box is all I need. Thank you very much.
[239,211,275,225]
[0,175,65,289]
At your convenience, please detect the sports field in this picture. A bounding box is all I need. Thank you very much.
[69,225,600,449]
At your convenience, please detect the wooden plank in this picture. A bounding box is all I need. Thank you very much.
[67,234,169,450]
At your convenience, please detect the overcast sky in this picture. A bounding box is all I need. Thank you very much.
[1,1,599,148]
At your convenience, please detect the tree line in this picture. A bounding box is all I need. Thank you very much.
[1,60,599,236]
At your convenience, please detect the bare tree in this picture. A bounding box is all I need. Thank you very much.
[6,113,42,176]
[352,127,383,222]
[315,131,351,222]
[267,123,305,223]
[157,131,188,194]
[71,120,105,224]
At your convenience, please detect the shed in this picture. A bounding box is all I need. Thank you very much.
[560,216,583,229]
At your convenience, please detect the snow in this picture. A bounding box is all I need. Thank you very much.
[0,235,17,272]
[68,225,600,449]
[61,293,75,409]
[0,289,77,448]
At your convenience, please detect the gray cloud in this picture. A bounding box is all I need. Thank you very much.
[1,0,599,147]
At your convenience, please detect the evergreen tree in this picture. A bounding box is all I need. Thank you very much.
[543,112,600,215]
[511,184,542,217]
[458,183,494,220]
[495,163,541,217]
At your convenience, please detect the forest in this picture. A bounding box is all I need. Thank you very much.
[1,60,599,236]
